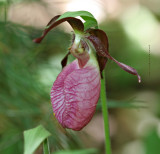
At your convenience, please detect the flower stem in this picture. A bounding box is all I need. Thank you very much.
[100,71,111,154]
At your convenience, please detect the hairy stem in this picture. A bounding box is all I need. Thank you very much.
[100,71,111,154]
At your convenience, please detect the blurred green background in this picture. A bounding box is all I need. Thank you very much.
[0,0,160,154]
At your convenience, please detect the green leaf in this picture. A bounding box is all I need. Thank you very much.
[54,148,98,154]
[23,125,51,154]
[144,129,160,154]
[43,138,50,154]
[57,11,98,30]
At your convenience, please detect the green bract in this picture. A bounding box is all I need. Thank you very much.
[56,11,98,30]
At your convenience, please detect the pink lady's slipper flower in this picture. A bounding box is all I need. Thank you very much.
[34,12,141,131]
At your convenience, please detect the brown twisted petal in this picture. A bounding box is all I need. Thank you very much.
[33,16,84,43]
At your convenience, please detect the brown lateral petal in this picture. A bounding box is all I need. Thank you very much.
[111,57,141,83]
[87,29,109,78]
[87,29,109,50]
[34,16,84,43]
[87,34,109,77]
[97,56,107,78]
[87,32,141,83]
[61,51,71,68]
[87,34,109,58]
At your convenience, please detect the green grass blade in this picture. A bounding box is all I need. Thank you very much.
[43,138,50,154]
[54,148,98,154]
[108,100,147,109]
